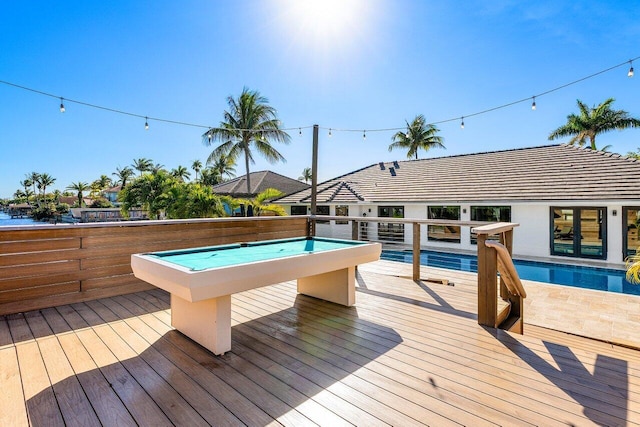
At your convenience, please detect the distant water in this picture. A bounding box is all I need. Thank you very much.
[0,211,39,226]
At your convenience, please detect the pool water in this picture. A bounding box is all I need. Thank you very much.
[381,249,640,296]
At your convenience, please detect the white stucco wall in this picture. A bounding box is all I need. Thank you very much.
[287,201,637,267]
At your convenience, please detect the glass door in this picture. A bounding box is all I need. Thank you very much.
[551,207,606,259]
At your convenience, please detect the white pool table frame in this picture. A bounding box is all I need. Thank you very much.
[131,238,381,355]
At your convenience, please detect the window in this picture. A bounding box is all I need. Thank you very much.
[335,205,349,224]
[378,206,404,242]
[470,206,511,244]
[290,205,307,215]
[624,207,640,259]
[316,205,330,224]
[427,206,461,243]
[551,207,606,259]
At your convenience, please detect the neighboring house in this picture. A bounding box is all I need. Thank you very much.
[276,144,640,266]
[7,203,32,218]
[103,185,122,205]
[212,170,311,216]
[212,170,310,199]
[63,208,146,223]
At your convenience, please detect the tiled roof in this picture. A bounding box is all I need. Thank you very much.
[276,144,640,203]
[212,170,310,198]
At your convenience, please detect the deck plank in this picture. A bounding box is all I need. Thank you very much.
[0,347,29,426]
[8,314,65,427]
[63,302,174,426]
[3,259,640,426]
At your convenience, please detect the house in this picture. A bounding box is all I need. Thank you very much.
[63,208,147,223]
[212,170,310,199]
[275,144,640,266]
[212,170,311,216]
[103,185,122,205]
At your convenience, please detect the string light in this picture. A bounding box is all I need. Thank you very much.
[531,96,536,110]
[299,128,302,136]
[144,117,149,130]
[363,130,366,140]
[1,55,638,136]
[328,128,332,137]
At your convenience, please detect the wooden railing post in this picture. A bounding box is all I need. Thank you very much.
[413,222,421,281]
[476,233,497,327]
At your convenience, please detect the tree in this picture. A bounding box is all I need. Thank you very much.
[164,183,226,219]
[389,115,445,159]
[36,173,56,206]
[132,158,153,176]
[66,181,90,207]
[170,165,191,182]
[191,160,203,182]
[119,170,176,219]
[94,174,112,190]
[202,87,291,194]
[245,188,286,216]
[298,167,312,184]
[113,166,134,187]
[627,148,640,160]
[26,172,39,203]
[208,153,236,181]
[548,98,640,150]
[200,168,222,186]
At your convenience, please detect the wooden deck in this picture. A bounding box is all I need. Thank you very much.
[2,260,640,426]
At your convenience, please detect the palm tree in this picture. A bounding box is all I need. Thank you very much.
[549,98,640,150]
[113,166,134,187]
[150,163,165,174]
[202,87,291,194]
[94,174,112,190]
[208,153,236,181]
[66,181,90,207]
[245,188,286,216]
[36,173,56,205]
[191,160,203,182]
[171,165,191,182]
[298,167,312,184]
[200,168,222,186]
[389,115,445,159]
[132,158,153,176]
[26,172,39,203]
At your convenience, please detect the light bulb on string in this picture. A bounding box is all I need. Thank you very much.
[460,117,464,129]
[531,97,537,111]
[328,128,332,137]
[299,128,302,136]
[59,97,65,113]
[207,129,213,142]
[363,130,366,140]
[144,117,149,130]
[629,60,635,77]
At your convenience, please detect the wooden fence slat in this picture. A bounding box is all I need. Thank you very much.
[0,218,309,315]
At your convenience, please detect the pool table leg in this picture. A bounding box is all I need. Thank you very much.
[170,294,232,355]
[297,266,356,306]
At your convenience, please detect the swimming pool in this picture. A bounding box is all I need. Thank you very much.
[381,249,640,296]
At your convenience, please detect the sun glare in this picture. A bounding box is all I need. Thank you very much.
[282,0,368,49]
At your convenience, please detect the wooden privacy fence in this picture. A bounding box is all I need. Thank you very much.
[0,216,308,316]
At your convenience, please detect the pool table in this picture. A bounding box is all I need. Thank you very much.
[131,237,381,355]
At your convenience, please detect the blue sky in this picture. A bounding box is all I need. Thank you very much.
[1,1,639,198]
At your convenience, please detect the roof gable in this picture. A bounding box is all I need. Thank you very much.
[212,170,310,198]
